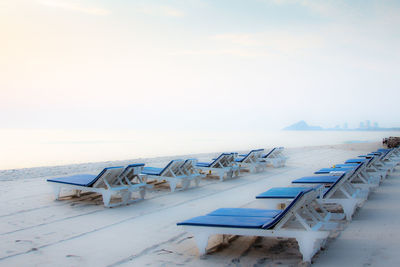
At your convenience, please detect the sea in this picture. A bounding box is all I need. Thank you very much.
[0,128,398,170]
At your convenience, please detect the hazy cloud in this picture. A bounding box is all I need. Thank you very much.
[38,0,110,15]
[136,4,184,17]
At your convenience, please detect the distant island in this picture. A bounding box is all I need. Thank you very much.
[283,120,400,131]
[283,121,323,131]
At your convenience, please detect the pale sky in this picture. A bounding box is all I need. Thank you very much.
[1,0,399,130]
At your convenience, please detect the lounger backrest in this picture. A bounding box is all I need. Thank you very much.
[363,156,380,169]
[209,153,231,168]
[322,172,348,198]
[161,160,185,177]
[377,148,393,158]
[120,163,145,184]
[181,159,200,175]
[262,187,317,229]
[262,148,276,158]
[241,149,264,162]
[274,147,285,158]
[376,149,391,160]
[367,156,377,165]
[91,166,125,188]
[221,153,237,167]
[325,162,364,196]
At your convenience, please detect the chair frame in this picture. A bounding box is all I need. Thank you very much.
[196,153,240,181]
[48,165,147,207]
[260,147,287,168]
[178,189,332,263]
[142,160,202,192]
[235,149,265,173]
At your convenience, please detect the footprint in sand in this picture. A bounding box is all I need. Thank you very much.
[66,254,81,258]
[15,239,33,244]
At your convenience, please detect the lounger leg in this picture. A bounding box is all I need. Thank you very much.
[182,179,191,190]
[169,181,177,192]
[342,200,358,221]
[296,236,318,263]
[139,188,146,199]
[193,233,210,255]
[52,185,61,200]
[273,159,279,168]
[121,191,130,205]
[226,169,233,180]
[102,192,112,207]
[250,166,256,173]
[219,170,225,181]
[194,177,200,187]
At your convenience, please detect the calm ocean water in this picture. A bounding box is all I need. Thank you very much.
[0,129,397,170]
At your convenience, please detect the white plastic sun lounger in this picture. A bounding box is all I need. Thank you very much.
[177,188,332,263]
[316,160,379,191]
[141,159,202,192]
[377,148,400,163]
[360,150,398,175]
[47,164,147,207]
[234,149,265,173]
[356,154,391,179]
[196,153,240,181]
[259,147,287,168]
[290,171,365,221]
[255,186,341,224]
[180,158,205,180]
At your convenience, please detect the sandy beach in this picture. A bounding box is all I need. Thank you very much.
[0,142,399,266]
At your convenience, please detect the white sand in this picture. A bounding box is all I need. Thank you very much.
[0,142,399,266]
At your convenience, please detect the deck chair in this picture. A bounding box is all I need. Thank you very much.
[377,148,400,163]
[196,153,240,181]
[316,160,380,191]
[180,158,204,184]
[47,164,147,207]
[119,163,150,200]
[235,149,265,173]
[177,188,332,263]
[141,160,201,192]
[361,150,398,174]
[290,171,366,220]
[344,157,386,183]
[255,186,340,223]
[259,147,287,168]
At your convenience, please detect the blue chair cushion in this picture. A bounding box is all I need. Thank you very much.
[345,158,367,164]
[314,167,353,174]
[256,187,313,199]
[46,166,123,187]
[142,167,164,175]
[334,163,359,168]
[235,156,245,162]
[47,174,99,187]
[262,148,276,158]
[177,215,273,229]
[196,162,212,167]
[208,208,281,218]
[292,175,339,184]
[126,163,145,168]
